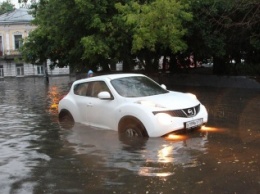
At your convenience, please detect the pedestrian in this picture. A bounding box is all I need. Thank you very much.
[87,70,93,78]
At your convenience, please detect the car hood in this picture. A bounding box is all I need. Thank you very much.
[134,91,200,110]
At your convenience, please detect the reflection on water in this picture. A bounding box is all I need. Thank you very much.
[48,86,60,111]
[0,77,259,194]
[200,126,226,132]
[62,123,209,178]
[0,77,72,194]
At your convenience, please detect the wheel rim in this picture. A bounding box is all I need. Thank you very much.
[125,128,140,137]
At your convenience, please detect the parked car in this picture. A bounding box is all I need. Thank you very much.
[58,73,208,137]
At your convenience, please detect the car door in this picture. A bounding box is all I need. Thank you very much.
[87,81,117,129]
[73,82,92,125]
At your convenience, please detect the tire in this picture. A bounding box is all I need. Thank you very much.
[119,118,148,138]
[58,110,74,129]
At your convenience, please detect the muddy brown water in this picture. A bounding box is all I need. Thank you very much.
[0,76,259,194]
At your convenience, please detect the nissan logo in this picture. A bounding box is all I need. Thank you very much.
[188,109,193,115]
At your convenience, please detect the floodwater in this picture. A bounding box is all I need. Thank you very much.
[0,76,259,194]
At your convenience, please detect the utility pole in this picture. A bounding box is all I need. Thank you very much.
[44,60,49,84]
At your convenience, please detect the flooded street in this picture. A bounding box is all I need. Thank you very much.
[0,76,259,194]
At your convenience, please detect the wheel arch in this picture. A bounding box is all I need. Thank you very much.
[58,97,81,122]
[59,109,74,121]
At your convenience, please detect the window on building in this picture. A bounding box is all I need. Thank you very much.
[0,65,3,77]
[37,65,44,75]
[16,64,24,76]
[14,35,22,49]
[0,36,2,56]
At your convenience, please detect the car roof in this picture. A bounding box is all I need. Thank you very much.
[73,73,146,85]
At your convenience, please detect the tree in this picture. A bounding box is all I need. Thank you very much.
[21,0,87,72]
[20,0,260,75]
[78,0,133,71]
[20,0,193,73]
[186,0,260,74]
[115,0,192,71]
[116,0,192,54]
[0,0,15,14]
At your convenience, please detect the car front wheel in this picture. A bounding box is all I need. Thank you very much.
[119,118,148,138]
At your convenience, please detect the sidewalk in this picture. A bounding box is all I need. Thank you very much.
[152,68,260,89]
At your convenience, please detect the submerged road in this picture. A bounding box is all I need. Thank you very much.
[0,75,259,194]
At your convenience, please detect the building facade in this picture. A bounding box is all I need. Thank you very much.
[0,8,69,78]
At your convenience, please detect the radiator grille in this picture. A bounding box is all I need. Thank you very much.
[153,104,200,118]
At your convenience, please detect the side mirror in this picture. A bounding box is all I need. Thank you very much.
[98,91,113,100]
[161,84,167,90]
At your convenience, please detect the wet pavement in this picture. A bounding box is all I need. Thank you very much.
[0,76,259,194]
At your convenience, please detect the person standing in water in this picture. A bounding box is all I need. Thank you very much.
[87,70,94,78]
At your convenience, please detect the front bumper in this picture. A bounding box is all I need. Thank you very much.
[147,105,208,137]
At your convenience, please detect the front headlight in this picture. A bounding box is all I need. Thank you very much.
[156,113,172,125]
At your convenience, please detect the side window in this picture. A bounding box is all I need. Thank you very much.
[0,36,3,56]
[74,82,89,96]
[14,35,22,49]
[37,66,44,75]
[90,81,110,97]
[0,65,4,77]
[16,63,24,76]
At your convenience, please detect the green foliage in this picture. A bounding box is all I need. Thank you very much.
[116,0,192,53]
[19,0,259,74]
[185,0,260,74]
[250,34,260,51]
[81,35,110,61]
[0,0,15,14]
[21,0,87,71]
[20,0,193,72]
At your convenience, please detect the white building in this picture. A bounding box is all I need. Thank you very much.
[0,8,70,78]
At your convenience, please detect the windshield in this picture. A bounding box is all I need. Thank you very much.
[111,76,169,97]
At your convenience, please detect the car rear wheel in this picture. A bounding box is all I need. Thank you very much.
[59,110,74,129]
[119,118,148,138]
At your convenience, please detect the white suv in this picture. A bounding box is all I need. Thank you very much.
[58,73,208,137]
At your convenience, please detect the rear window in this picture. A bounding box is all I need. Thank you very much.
[74,82,89,96]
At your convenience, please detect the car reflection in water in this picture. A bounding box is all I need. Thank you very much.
[59,123,209,178]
